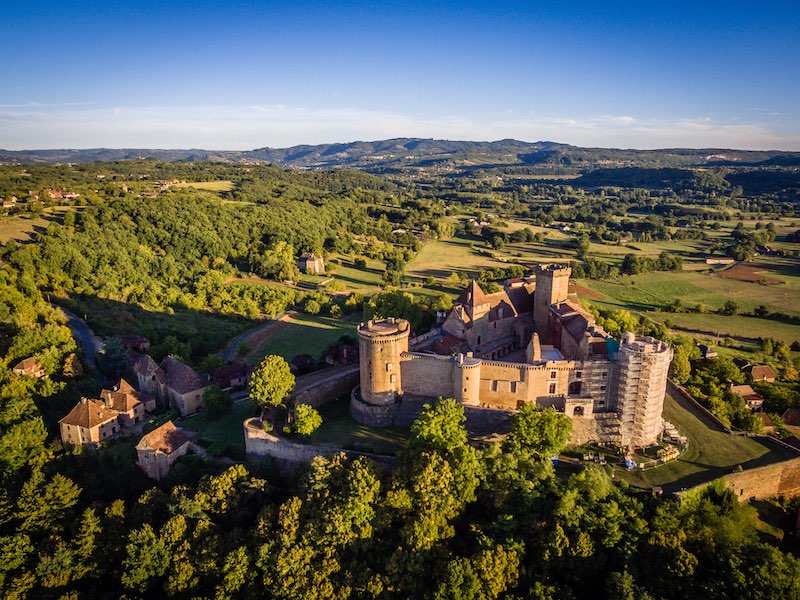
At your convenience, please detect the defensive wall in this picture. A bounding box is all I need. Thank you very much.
[677,456,800,503]
[293,366,360,408]
[243,418,396,472]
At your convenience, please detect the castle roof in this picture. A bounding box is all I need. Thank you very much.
[457,280,488,307]
[133,354,165,383]
[136,421,189,455]
[161,356,207,394]
[60,398,119,429]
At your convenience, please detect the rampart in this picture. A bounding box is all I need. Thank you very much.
[243,418,396,472]
[678,457,800,503]
[293,366,359,408]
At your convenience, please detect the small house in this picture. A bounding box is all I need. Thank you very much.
[297,253,325,275]
[745,364,777,383]
[12,357,46,379]
[136,421,190,480]
[729,384,764,410]
[59,398,121,446]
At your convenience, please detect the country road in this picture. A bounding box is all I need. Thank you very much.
[55,305,104,377]
[220,312,291,363]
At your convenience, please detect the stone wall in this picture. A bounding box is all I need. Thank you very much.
[243,418,396,472]
[294,367,359,408]
[400,353,455,399]
[719,457,800,502]
[350,387,398,427]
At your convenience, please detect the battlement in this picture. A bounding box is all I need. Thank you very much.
[358,318,410,338]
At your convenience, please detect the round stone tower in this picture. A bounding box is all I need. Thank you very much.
[454,353,481,406]
[356,317,410,405]
[615,333,673,448]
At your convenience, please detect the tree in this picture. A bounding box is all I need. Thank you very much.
[575,234,591,260]
[249,355,295,411]
[291,404,322,436]
[203,385,232,420]
[410,398,468,454]
[508,405,572,456]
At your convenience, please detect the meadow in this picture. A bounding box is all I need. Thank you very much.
[172,180,235,192]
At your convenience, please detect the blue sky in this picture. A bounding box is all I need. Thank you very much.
[1,1,798,149]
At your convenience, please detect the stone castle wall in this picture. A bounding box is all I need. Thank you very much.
[294,367,360,409]
[679,457,800,503]
[243,418,396,472]
[399,353,455,399]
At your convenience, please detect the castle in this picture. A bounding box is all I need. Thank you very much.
[351,264,672,448]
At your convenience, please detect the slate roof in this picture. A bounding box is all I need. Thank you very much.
[136,421,189,455]
[782,408,800,426]
[161,356,207,394]
[133,354,165,383]
[60,398,119,429]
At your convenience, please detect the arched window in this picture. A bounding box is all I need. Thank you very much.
[568,381,582,396]
[573,406,585,417]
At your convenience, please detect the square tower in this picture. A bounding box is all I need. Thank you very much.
[534,264,571,344]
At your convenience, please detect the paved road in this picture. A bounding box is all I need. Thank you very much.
[55,305,104,376]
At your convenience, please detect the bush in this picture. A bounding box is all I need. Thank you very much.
[291,404,322,436]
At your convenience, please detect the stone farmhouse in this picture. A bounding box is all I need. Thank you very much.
[12,357,46,378]
[133,355,208,416]
[59,378,155,446]
[352,264,672,448]
[297,252,325,275]
[136,420,190,480]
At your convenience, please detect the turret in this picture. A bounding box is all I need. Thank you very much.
[615,334,672,448]
[454,353,481,406]
[356,318,410,406]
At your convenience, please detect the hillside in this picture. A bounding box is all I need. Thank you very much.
[2,138,798,172]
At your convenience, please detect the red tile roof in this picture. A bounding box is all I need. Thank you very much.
[161,356,206,394]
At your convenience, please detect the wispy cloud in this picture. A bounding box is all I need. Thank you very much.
[0,104,797,150]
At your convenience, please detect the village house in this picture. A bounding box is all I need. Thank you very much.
[745,364,777,383]
[12,357,46,378]
[756,412,776,435]
[99,378,155,422]
[729,384,764,410]
[296,253,325,274]
[117,334,151,353]
[59,398,121,446]
[133,354,208,416]
[136,421,190,480]
[1,196,17,209]
[211,361,249,391]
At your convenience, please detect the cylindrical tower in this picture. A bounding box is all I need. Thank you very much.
[534,264,571,344]
[454,354,481,406]
[615,334,673,448]
[357,318,410,405]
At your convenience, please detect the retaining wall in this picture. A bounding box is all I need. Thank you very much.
[679,456,800,503]
[293,367,360,408]
[243,418,396,472]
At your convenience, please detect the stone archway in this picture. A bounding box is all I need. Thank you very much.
[573,405,585,417]
[568,381,582,396]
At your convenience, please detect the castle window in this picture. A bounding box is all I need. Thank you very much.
[477,336,481,345]
[549,382,557,395]
[510,381,518,393]
[386,363,392,372]
[491,380,498,392]
[600,385,607,392]
[550,371,557,379]
[568,381,582,396]
[390,374,396,384]
[575,371,582,379]
[598,400,605,406]
[601,371,608,378]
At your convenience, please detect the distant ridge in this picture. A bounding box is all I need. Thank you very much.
[1,138,798,170]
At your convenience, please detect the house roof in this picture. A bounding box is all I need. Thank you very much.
[782,408,800,426]
[457,280,489,308]
[746,365,777,380]
[136,421,189,454]
[212,362,249,386]
[12,357,42,373]
[133,354,164,383]
[60,398,119,429]
[755,412,774,428]
[161,356,207,394]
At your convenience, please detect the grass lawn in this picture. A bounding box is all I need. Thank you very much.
[182,399,259,456]
[328,255,386,291]
[173,180,235,192]
[618,392,797,492]
[407,235,508,279]
[248,312,361,365]
[305,397,408,456]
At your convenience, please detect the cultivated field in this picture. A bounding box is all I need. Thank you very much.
[0,206,76,243]
[173,180,235,192]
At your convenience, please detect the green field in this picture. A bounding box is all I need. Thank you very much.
[173,180,235,192]
[647,311,800,344]
[619,393,796,492]
[248,312,361,365]
[327,255,386,291]
[182,399,259,457]
[306,397,408,455]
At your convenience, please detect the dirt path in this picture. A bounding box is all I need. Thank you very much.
[220,312,293,363]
